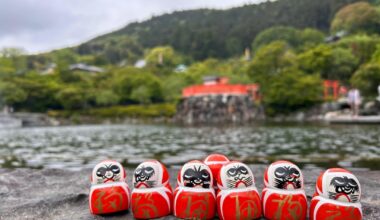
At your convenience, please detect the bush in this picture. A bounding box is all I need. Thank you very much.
[0,82,27,106]
[49,104,177,119]
[95,90,120,106]
[351,63,380,97]
[265,68,323,114]
[55,87,91,110]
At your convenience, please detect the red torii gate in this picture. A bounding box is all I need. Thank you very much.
[323,80,346,100]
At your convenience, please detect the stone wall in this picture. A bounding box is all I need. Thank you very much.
[175,95,264,124]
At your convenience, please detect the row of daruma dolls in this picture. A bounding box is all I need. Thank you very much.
[89,154,362,220]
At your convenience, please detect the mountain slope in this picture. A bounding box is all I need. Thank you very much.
[88,0,360,60]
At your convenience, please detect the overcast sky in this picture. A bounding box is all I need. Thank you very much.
[0,0,264,54]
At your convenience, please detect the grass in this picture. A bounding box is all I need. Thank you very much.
[47,103,177,119]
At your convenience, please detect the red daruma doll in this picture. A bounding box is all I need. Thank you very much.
[174,160,216,219]
[204,154,230,189]
[89,160,130,214]
[309,168,362,220]
[262,160,307,220]
[131,160,173,219]
[217,161,262,220]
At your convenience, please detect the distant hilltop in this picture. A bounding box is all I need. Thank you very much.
[79,0,360,60]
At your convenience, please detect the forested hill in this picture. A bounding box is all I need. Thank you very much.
[88,0,360,60]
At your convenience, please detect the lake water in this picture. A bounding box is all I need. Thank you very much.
[1,123,379,170]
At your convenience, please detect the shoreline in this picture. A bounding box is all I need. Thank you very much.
[1,166,379,219]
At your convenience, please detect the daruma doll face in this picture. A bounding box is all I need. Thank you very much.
[317,168,361,203]
[92,160,125,184]
[133,161,160,188]
[219,162,254,189]
[265,160,304,190]
[179,161,212,189]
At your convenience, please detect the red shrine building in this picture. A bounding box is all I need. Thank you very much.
[182,76,345,101]
[182,76,260,100]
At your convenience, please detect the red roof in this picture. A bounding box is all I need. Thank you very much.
[182,83,259,98]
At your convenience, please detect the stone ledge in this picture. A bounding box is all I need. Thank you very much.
[0,166,379,219]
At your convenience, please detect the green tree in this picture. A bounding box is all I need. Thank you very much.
[0,47,27,73]
[252,27,324,52]
[0,82,27,107]
[0,57,16,75]
[247,41,296,89]
[370,44,380,62]
[351,63,380,97]
[0,47,25,58]
[145,46,182,68]
[130,86,152,104]
[55,86,91,110]
[300,28,325,49]
[51,49,78,69]
[264,69,323,114]
[252,27,300,51]
[77,35,143,65]
[298,45,358,82]
[95,90,120,106]
[337,34,380,64]
[331,2,380,34]
[11,73,62,111]
[113,67,164,104]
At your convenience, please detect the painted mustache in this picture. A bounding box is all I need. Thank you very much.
[226,166,253,188]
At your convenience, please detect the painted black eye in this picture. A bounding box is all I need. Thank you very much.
[331,177,347,187]
[275,167,287,178]
[348,179,358,187]
[135,168,142,175]
[110,165,120,174]
[290,168,299,176]
[96,167,107,177]
[145,167,154,174]
[200,170,210,179]
[184,169,196,179]
[239,167,248,174]
[227,168,237,176]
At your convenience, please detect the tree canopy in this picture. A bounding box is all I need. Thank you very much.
[331,2,380,34]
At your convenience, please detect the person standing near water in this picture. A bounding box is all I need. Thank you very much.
[348,87,361,117]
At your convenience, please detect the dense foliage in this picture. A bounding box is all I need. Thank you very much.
[95,0,360,60]
[1,0,380,116]
[331,2,380,34]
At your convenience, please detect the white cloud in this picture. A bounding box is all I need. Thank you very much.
[0,0,263,53]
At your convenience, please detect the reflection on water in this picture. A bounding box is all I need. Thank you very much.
[0,123,379,170]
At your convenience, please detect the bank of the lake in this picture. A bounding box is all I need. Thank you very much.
[0,166,379,219]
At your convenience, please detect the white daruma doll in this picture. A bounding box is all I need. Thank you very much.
[173,160,216,219]
[309,168,362,220]
[262,160,307,220]
[89,160,130,214]
[131,160,173,219]
[217,161,262,220]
